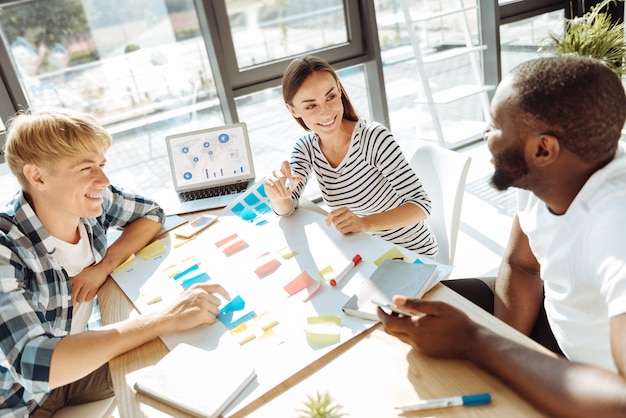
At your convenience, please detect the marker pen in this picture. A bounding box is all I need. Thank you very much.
[395,393,491,411]
[329,254,363,287]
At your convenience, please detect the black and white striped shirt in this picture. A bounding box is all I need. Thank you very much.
[289,119,438,256]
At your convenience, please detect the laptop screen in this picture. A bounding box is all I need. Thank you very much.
[166,122,255,192]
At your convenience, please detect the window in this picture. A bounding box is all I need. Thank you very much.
[0,0,379,204]
[0,0,562,207]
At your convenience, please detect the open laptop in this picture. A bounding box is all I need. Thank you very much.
[159,122,256,215]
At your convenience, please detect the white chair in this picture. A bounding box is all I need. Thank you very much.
[52,396,117,418]
[409,144,471,265]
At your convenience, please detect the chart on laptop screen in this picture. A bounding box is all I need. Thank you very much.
[169,125,252,189]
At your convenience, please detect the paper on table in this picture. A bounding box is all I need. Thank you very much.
[134,343,257,418]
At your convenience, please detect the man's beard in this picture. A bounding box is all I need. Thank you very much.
[490,142,529,191]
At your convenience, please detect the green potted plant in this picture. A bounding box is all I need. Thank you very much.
[542,0,626,77]
[296,390,345,418]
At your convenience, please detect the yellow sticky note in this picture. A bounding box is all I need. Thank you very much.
[172,235,195,248]
[277,246,297,259]
[113,253,136,272]
[319,265,334,281]
[305,315,341,347]
[146,295,163,305]
[374,247,414,266]
[137,239,166,260]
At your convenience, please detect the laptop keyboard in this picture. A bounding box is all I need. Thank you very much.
[180,182,248,202]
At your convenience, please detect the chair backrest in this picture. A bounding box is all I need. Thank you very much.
[409,144,471,265]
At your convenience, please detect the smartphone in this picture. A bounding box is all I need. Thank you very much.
[371,299,416,317]
[174,214,219,239]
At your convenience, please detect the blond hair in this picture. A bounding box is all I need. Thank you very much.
[5,107,112,189]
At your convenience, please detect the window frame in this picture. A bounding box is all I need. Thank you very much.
[208,0,366,94]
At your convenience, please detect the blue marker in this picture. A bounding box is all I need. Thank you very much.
[395,393,491,411]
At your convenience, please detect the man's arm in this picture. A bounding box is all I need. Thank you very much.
[379,298,626,418]
[70,217,162,302]
[494,215,544,335]
[49,282,230,389]
[471,311,626,417]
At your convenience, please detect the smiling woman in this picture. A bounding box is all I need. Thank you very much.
[263,55,439,257]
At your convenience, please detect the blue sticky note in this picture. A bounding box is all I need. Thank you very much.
[218,295,256,328]
[230,202,246,216]
[244,193,261,206]
[223,310,256,328]
[220,295,245,312]
[240,207,257,221]
[173,263,200,281]
[255,202,271,214]
[180,272,210,288]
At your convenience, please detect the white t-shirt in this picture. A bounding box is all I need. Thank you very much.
[516,144,626,372]
[52,222,96,335]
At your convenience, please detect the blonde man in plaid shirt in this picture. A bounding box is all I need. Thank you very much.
[0,108,229,417]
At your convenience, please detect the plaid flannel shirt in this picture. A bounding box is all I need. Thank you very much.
[0,185,164,417]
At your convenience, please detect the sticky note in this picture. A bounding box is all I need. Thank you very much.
[318,265,334,281]
[173,263,200,281]
[137,239,166,260]
[215,233,238,248]
[244,193,261,206]
[306,315,341,347]
[374,247,414,266]
[283,271,323,302]
[231,311,281,346]
[277,247,297,259]
[239,207,257,221]
[254,253,281,277]
[172,235,195,248]
[146,295,163,305]
[230,203,246,217]
[255,202,272,214]
[238,333,256,346]
[223,239,248,255]
[113,253,136,272]
[218,295,256,328]
[221,295,246,312]
[163,264,180,278]
[180,272,210,289]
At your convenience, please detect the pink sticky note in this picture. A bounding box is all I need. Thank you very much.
[215,233,238,248]
[283,271,323,301]
[254,254,281,277]
[222,239,248,255]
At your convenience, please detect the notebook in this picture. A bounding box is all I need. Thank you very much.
[342,259,438,321]
[134,343,257,418]
[159,122,256,215]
